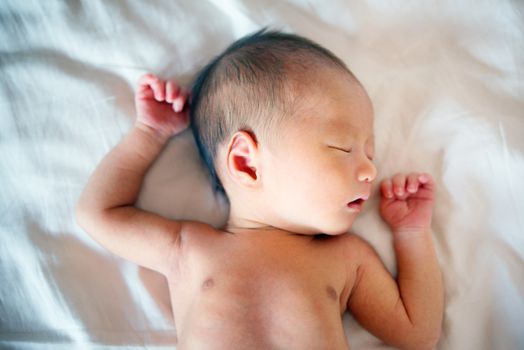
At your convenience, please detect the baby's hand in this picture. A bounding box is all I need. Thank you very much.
[134,73,189,137]
[379,172,435,233]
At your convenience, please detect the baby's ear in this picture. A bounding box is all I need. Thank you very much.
[225,130,260,187]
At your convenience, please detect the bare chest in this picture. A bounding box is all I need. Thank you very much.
[167,234,354,348]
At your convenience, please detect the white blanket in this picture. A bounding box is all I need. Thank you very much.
[1,1,523,349]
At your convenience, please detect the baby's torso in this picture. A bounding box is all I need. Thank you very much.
[166,222,359,349]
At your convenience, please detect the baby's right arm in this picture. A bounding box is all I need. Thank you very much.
[76,74,190,276]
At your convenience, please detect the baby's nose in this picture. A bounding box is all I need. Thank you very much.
[360,174,373,182]
[358,162,377,183]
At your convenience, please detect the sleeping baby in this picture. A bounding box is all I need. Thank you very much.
[76,29,443,349]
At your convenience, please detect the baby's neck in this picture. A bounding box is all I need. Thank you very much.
[224,206,275,233]
[223,217,314,241]
[225,204,319,238]
[224,221,287,236]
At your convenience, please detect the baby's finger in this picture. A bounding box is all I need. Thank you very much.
[140,74,165,101]
[406,173,420,193]
[381,179,394,199]
[418,173,434,190]
[173,90,189,113]
[165,80,180,104]
[152,78,166,102]
[392,173,407,197]
[136,73,157,99]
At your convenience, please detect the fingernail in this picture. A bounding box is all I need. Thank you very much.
[419,175,428,183]
[173,100,183,112]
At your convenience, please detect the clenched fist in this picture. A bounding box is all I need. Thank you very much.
[134,73,190,137]
[379,172,435,233]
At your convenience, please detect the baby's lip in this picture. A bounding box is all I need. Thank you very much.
[347,198,365,211]
[349,194,369,203]
[346,195,369,209]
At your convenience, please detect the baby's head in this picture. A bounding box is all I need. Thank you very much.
[190,29,377,235]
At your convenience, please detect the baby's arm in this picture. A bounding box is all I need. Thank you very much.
[348,173,443,350]
[76,74,190,276]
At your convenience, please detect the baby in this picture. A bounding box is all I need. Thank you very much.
[76,29,443,349]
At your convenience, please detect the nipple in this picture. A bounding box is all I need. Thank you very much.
[202,277,215,291]
[326,285,337,301]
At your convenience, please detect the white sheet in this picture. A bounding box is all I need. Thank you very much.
[1,1,523,349]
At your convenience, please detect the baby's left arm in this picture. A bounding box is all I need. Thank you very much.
[347,173,443,350]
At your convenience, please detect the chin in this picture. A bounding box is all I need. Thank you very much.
[290,214,354,235]
[319,224,353,236]
[320,219,355,235]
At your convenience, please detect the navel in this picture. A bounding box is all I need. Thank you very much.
[201,277,215,291]
[326,285,337,301]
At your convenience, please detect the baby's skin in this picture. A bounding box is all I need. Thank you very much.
[76,73,443,350]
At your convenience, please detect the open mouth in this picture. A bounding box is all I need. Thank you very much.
[347,198,365,211]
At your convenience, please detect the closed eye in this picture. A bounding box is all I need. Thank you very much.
[329,146,352,153]
[329,146,374,160]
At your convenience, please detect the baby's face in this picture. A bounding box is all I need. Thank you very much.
[260,69,376,235]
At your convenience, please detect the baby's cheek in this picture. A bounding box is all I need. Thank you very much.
[323,160,350,185]
[281,152,338,198]
[312,163,345,198]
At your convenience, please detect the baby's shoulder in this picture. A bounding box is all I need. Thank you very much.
[179,220,222,244]
[168,220,223,265]
[336,233,379,262]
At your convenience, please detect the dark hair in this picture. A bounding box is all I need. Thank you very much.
[189,28,355,196]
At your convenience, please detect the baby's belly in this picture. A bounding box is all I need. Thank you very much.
[172,276,349,349]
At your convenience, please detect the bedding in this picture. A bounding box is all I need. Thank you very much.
[1,1,523,349]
